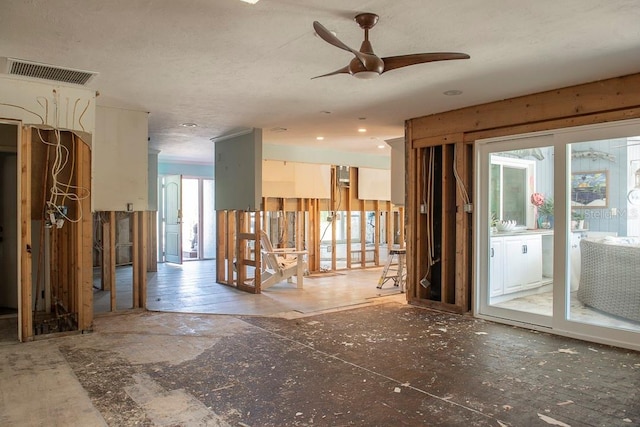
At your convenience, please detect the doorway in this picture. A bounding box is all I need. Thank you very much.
[160,175,216,263]
[0,123,19,343]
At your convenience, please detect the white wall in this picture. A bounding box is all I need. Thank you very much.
[0,76,95,136]
[215,129,262,210]
[93,106,149,211]
[148,149,159,211]
[262,160,331,199]
[264,143,390,169]
[358,167,391,201]
[386,137,405,206]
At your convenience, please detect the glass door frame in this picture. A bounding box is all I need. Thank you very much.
[475,119,640,351]
[476,134,555,329]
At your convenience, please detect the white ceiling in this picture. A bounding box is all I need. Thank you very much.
[1,0,639,164]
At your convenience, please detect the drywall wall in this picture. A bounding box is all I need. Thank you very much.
[215,129,262,210]
[148,149,159,211]
[0,76,95,135]
[158,161,214,178]
[93,106,149,211]
[262,160,332,199]
[264,143,390,170]
[358,167,391,201]
[386,137,405,205]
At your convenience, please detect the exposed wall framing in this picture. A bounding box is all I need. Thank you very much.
[92,210,150,312]
[406,72,640,314]
[22,127,92,340]
[216,210,262,293]
[215,166,405,293]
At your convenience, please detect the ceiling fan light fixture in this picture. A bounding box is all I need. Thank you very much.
[353,70,379,79]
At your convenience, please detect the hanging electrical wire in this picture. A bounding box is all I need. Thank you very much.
[452,144,470,205]
[37,128,90,226]
[420,147,439,289]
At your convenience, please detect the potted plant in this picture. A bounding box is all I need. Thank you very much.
[538,197,554,228]
[572,210,585,230]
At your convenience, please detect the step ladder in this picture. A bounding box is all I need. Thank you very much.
[377,248,406,292]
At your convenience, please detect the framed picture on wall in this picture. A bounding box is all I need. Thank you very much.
[571,171,608,208]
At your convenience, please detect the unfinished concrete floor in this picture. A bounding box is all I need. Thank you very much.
[2,299,639,426]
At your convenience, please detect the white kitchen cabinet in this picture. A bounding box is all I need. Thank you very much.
[489,237,504,297]
[490,233,543,296]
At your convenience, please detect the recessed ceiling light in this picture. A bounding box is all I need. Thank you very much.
[444,89,463,96]
[240,0,259,4]
[316,136,324,141]
[180,122,198,127]
[321,111,331,114]
[378,145,385,149]
[358,128,367,133]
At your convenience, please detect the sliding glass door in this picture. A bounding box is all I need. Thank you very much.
[476,119,640,351]
[478,138,555,327]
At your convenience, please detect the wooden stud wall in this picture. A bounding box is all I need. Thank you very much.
[20,127,33,340]
[215,166,405,294]
[406,72,640,314]
[20,129,93,340]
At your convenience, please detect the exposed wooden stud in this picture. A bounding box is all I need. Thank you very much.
[108,211,116,311]
[227,211,236,285]
[132,211,140,308]
[132,211,147,308]
[77,134,93,331]
[374,200,380,266]
[20,126,33,341]
[454,142,471,309]
[346,170,352,269]
[441,145,456,305]
[146,211,157,272]
[216,210,226,283]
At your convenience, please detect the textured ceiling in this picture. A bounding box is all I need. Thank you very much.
[1,0,639,163]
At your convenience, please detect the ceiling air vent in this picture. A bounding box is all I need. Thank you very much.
[5,57,98,85]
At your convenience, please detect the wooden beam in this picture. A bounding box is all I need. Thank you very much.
[411,73,640,140]
[412,133,464,149]
[465,108,640,142]
[20,126,33,341]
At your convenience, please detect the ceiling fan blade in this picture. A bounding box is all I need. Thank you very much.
[311,65,350,79]
[381,52,470,73]
[313,21,358,54]
[313,21,374,67]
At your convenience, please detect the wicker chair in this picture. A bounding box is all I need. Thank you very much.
[577,239,640,322]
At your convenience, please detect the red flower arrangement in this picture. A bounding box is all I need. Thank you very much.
[530,192,545,207]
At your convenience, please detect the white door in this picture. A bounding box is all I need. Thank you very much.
[164,175,182,264]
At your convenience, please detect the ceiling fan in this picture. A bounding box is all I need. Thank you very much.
[312,12,470,79]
